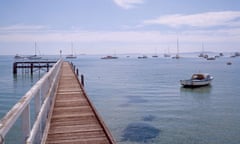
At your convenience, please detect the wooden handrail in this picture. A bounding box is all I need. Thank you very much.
[0,59,63,144]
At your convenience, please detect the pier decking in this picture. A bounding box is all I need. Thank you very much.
[43,62,115,144]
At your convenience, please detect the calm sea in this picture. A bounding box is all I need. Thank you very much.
[0,55,240,144]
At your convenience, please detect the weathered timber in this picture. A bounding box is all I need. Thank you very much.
[43,62,115,144]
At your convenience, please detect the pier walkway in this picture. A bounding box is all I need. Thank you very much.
[0,60,115,144]
[43,62,115,144]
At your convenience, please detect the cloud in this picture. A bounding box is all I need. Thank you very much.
[113,0,144,9]
[0,22,240,54]
[143,11,240,28]
[0,30,171,43]
[1,26,240,54]
[1,27,240,44]
[0,24,47,33]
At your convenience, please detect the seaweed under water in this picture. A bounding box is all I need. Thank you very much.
[142,115,156,122]
[128,96,148,103]
[121,122,160,143]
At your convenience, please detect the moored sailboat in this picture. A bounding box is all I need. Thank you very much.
[172,38,180,59]
[27,42,42,60]
[164,47,171,57]
[66,42,77,59]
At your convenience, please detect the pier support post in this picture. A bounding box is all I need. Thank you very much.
[30,63,33,75]
[47,64,49,72]
[13,62,17,74]
[81,74,84,87]
[76,68,79,76]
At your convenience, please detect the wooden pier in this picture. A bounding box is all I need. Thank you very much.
[0,60,115,144]
[43,62,115,144]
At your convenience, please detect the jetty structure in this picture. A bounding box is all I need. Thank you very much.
[1,59,115,144]
[13,60,57,75]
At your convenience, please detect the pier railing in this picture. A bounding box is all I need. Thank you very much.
[0,59,63,144]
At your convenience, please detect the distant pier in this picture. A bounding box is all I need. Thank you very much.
[13,60,57,75]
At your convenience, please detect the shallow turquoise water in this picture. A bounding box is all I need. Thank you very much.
[1,55,240,144]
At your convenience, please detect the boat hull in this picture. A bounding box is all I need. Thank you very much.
[181,82,211,88]
[66,56,77,59]
[101,56,118,59]
[180,75,213,88]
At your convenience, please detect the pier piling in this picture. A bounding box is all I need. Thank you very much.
[76,68,79,76]
[13,63,17,74]
[81,74,84,86]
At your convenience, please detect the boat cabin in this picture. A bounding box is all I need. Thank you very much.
[191,74,212,81]
[191,74,206,80]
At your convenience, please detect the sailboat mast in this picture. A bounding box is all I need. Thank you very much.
[174,37,180,59]
[177,38,179,55]
[35,42,37,56]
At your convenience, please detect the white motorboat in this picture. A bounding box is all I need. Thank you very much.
[138,55,148,59]
[180,73,213,88]
[14,54,25,59]
[101,55,118,59]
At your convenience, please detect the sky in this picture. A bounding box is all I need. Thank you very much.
[1,0,240,55]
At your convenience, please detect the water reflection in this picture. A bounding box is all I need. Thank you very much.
[13,71,42,84]
[180,85,212,94]
[180,85,212,103]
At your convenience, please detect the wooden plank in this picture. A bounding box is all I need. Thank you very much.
[47,131,107,140]
[44,62,115,144]
[46,137,110,144]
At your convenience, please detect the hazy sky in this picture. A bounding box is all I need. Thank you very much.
[1,0,240,55]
